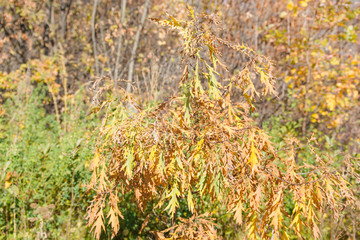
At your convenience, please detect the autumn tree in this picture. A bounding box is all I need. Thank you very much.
[87,8,357,239]
[263,0,360,153]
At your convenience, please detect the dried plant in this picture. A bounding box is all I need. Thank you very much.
[87,7,357,239]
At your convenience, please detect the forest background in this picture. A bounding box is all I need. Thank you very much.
[0,0,359,239]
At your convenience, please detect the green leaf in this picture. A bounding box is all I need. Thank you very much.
[165,185,180,217]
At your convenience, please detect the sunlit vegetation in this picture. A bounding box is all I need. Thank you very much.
[0,0,359,239]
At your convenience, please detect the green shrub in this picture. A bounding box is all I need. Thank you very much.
[0,85,97,239]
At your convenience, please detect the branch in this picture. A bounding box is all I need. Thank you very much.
[114,0,127,86]
[91,0,99,76]
[126,0,151,92]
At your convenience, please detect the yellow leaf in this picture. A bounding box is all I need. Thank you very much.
[287,1,294,11]
[187,190,195,213]
[246,212,258,240]
[310,113,319,123]
[149,145,157,167]
[196,138,204,152]
[325,93,336,111]
[285,76,291,83]
[5,181,11,189]
[165,185,180,217]
[125,148,134,178]
[330,57,340,66]
[248,142,259,172]
[281,231,290,240]
[299,1,308,7]
[90,152,100,170]
[280,11,288,18]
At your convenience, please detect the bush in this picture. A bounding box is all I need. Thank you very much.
[0,84,97,239]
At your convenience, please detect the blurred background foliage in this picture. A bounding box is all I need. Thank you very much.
[0,0,359,239]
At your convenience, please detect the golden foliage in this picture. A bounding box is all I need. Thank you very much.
[87,7,357,239]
